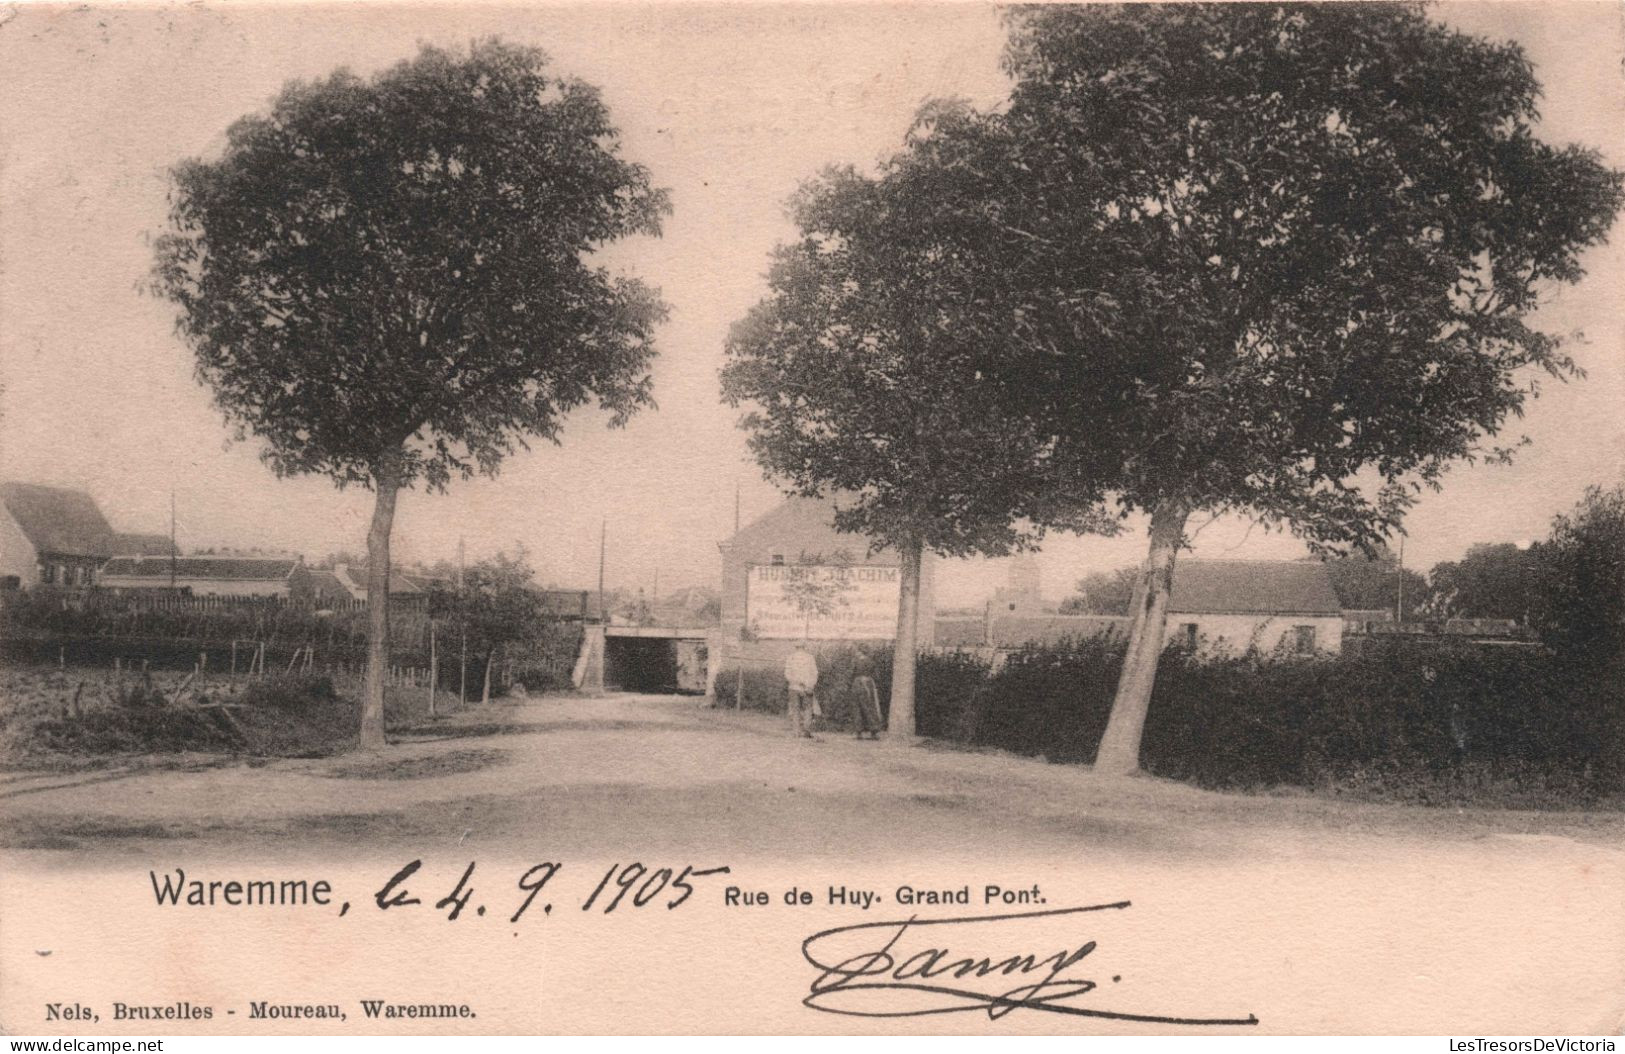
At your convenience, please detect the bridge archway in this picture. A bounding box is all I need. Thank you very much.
[603,626,709,694]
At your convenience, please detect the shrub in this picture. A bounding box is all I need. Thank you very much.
[710,643,900,727]
[25,706,241,756]
[909,637,1625,806]
[507,660,574,694]
[711,663,790,714]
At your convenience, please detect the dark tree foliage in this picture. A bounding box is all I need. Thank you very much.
[153,40,668,747]
[1426,542,1542,621]
[1531,483,1625,659]
[721,129,1117,736]
[975,2,1624,773]
[1319,545,1427,614]
[451,549,549,701]
[1060,568,1140,615]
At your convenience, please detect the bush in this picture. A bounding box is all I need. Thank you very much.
[711,643,899,728]
[506,660,574,694]
[17,674,360,759]
[25,706,243,756]
[234,674,358,756]
[910,637,1625,806]
[711,664,792,714]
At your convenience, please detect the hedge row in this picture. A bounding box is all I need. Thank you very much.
[730,638,1624,804]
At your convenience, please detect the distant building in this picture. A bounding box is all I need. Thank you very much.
[304,568,353,607]
[326,563,424,604]
[99,554,311,598]
[113,532,179,557]
[1343,608,1396,635]
[937,559,1343,657]
[707,497,936,695]
[300,563,429,608]
[0,481,119,588]
[717,497,935,646]
[935,612,1128,649]
[990,553,1049,616]
[1165,560,1343,656]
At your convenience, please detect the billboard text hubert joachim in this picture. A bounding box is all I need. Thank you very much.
[746,564,900,640]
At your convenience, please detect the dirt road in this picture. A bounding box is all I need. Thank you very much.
[3,689,1622,863]
[4,691,1624,1034]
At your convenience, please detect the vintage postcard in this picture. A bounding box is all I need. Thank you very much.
[2,0,1622,1038]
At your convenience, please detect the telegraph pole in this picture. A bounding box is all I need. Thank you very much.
[598,518,607,620]
[169,490,177,591]
[1396,534,1406,623]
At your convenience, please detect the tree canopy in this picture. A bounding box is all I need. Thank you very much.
[1426,542,1541,621]
[721,144,1114,562]
[951,3,1624,772]
[721,131,1119,735]
[992,2,1623,546]
[154,39,669,494]
[1319,546,1427,614]
[1060,568,1140,616]
[1530,484,1625,659]
[153,39,668,747]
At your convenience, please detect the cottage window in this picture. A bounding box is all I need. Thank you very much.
[1180,622,1198,648]
[1292,625,1317,654]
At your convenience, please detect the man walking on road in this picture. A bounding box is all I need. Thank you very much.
[785,643,820,740]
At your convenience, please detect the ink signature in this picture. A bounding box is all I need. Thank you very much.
[802,902,1258,1024]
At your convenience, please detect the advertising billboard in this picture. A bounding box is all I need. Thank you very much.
[745,563,899,640]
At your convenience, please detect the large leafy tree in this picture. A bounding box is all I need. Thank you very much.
[454,548,548,704]
[1060,567,1139,616]
[721,126,1115,738]
[969,2,1623,774]
[1319,545,1427,615]
[1531,484,1625,659]
[153,40,668,748]
[1426,542,1541,621]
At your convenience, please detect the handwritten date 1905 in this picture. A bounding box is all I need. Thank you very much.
[372,861,731,924]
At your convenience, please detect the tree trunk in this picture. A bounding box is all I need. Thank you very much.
[886,537,924,741]
[481,650,494,705]
[360,464,400,751]
[1094,500,1190,776]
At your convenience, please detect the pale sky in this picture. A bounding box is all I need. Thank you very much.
[2,2,1621,607]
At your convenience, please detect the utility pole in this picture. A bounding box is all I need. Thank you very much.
[1396,534,1406,624]
[598,518,607,621]
[734,481,740,536]
[169,490,178,591]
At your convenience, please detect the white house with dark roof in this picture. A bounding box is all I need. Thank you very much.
[1,481,119,588]
[1165,559,1344,656]
[98,554,310,597]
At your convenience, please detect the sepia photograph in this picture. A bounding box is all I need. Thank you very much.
[1,0,1622,1038]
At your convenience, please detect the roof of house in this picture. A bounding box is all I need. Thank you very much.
[101,555,302,580]
[305,569,352,598]
[332,564,424,596]
[720,496,889,565]
[0,482,117,558]
[112,532,178,557]
[1168,560,1343,616]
